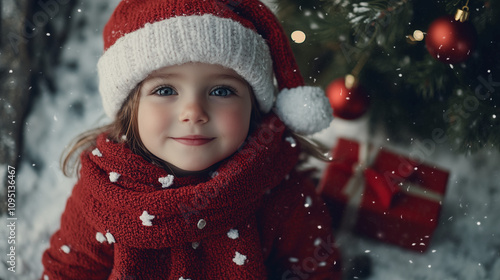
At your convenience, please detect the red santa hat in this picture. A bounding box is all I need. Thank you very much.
[97,0,333,135]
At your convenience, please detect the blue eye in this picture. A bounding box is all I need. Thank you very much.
[154,86,176,96]
[210,87,234,97]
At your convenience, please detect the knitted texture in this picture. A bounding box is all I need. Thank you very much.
[41,114,342,279]
[97,0,333,135]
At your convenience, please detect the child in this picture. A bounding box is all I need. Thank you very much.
[42,0,342,279]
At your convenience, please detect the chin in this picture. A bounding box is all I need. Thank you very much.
[167,161,218,177]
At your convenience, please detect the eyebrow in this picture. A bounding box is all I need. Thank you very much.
[147,72,248,85]
[207,73,248,85]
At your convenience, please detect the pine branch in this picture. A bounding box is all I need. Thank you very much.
[275,0,500,153]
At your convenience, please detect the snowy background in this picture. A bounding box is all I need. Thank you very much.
[1,0,499,279]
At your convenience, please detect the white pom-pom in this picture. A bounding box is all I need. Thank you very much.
[227,228,239,239]
[233,251,247,266]
[105,232,116,244]
[96,232,106,243]
[60,245,71,254]
[109,172,121,183]
[275,86,333,135]
[159,175,174,188]
[140,211,155,226]
[92,148,102,157]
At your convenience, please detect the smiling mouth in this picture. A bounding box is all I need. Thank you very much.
[172,136,215,146]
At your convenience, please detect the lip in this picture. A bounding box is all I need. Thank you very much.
[172,135,215,146]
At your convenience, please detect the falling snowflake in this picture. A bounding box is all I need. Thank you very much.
[285,136,297,147]
[314,237,322,246]
[304,196,312,208]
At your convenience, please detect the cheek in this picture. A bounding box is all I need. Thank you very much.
[215,105,252,141]
[138,102,172,139]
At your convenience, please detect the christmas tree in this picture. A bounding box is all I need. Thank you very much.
[274,0,500,153]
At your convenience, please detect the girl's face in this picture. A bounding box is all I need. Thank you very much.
[137,63,253,175]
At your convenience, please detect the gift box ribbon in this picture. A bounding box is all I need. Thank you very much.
[337,141,444,231]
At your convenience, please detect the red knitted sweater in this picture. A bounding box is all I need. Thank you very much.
[42,115,342,280]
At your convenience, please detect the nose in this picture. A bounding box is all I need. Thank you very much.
[178,98,209,124]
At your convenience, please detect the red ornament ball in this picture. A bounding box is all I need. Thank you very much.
[326,77,370,120]
[425,15,477,64]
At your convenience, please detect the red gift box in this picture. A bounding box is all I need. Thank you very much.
[318,138,449,252]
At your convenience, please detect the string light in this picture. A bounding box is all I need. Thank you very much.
[291,30,306,44]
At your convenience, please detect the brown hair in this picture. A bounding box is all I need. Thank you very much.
[62,85,138,177]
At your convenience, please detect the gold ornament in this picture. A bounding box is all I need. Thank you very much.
[455,0,470,22]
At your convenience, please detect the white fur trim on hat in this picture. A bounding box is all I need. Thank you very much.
[97,14,274,118]
[275,86,333,135]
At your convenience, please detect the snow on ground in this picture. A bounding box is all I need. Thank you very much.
[1,0,499,279]
[0,1,120,279]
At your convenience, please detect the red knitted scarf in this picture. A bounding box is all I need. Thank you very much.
[73,113,301,278]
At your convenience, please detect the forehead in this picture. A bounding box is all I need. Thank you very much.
[148,63,246,81]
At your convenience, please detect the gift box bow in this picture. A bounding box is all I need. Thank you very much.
[329,138,444,212]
